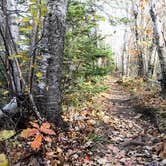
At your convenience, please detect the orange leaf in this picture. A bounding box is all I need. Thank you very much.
[146,29,152,35]
[132,49,139,57]
[31,134,42,151]
[21,128,39,138]
[30,122,39,129]
[40,122,50,130]
[40,128,55,135]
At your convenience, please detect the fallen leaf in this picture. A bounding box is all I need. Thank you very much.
[0,153,8,166]
[31,134,42,150]
[0,130,15,141]
[20,128,39,138]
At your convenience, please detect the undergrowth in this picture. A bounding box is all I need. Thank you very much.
[63,75,109,109]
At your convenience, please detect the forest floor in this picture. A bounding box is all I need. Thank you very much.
[1,75,166,166]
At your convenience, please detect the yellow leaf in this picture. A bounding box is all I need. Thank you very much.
[36,72,43,78]
[57,147,63,153]
[8,54,23,60]
[0,130,15,141]
[2,91,9,96]
[20,17,30,23]
[0,154,8,166]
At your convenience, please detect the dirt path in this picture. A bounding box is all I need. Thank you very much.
[71,77,165,165]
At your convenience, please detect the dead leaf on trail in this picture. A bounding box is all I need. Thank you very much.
[159,144,166,159]
[107,144,119,154]
[57,147,63,153]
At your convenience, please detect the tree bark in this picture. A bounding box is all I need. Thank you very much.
[149,1,166,94]
[132,1,144,77]
[43,0,68,127]
[146,42,156,79]
[122,29,127,76]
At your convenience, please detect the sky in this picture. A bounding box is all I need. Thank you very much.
[97,0,131,67]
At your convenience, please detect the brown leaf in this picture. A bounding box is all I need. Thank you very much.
[159,146,166,159]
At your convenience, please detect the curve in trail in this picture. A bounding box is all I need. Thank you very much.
[82,76,165,165]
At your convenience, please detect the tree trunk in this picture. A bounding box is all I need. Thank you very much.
[122,29,127,76]
[132,1,144,77]
[149,1,166,94]
[43,0,68,127]
[7,0,22,94]
[146,42,156,79]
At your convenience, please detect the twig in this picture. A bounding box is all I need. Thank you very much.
[121,140,146,148]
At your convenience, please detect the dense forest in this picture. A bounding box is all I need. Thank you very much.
[0,0,165,165]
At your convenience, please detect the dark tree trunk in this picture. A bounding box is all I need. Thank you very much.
[43,0,68,127]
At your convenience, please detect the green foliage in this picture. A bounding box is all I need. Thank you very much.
[119,17,131,24]
[63,0,115,108]
[63,76,109,107]
[64,0,115,82]
[88,132,111,143]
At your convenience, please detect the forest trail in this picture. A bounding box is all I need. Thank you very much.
[7,76,166,166]
[62,76,166,165]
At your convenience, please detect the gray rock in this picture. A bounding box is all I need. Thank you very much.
[160,159,166,166]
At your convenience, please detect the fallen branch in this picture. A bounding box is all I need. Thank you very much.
[29,94,44,121]
[145,76,160,84]
[121,140,146,148]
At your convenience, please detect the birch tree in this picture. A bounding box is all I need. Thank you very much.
[43,0,68,127]
[149,0,166,94]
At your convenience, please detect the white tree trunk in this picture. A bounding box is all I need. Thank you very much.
[150,0,166,94]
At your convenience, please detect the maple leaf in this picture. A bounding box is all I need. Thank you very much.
[21,128,39,138]
[20,121,55,151]
[31,134,42,151]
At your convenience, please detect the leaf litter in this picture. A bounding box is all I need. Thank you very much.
[1,76,166,165]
